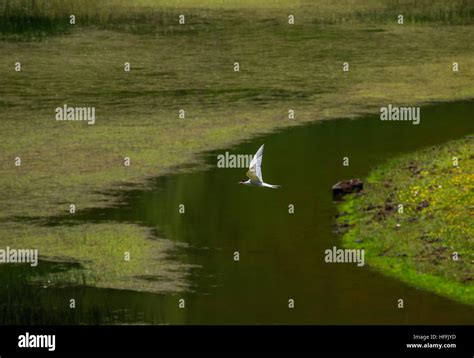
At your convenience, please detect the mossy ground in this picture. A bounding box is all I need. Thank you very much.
[0,222,192,292]
[338,137,473,304]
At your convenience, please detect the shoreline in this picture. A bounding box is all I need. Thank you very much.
[337,136,473,305]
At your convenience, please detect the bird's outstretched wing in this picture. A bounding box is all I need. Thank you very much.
[246,144,264,182]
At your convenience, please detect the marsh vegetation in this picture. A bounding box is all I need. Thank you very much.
[339,137,473,304]
[0,0,472,320]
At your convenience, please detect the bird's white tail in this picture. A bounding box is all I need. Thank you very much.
[264,183,281,189]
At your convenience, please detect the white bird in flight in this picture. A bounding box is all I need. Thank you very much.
[239,144,281,189]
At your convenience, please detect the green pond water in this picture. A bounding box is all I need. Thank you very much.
[1,100,473,324]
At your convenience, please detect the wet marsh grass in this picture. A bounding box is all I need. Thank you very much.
[1,0,473,40]
[0,221,192,293]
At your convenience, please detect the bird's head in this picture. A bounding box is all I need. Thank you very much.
[238,180,246,184]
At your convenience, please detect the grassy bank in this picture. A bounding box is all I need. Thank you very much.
[338,137,473,304]
[1,222,192,292]
[0,0,473,293]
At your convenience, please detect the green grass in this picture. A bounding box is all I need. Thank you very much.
[0,0,473,293]
[338,137,474,304]
[0,222,192,293]
[1,0,473,40]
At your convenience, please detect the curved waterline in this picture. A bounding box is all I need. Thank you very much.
[2,100,474,324]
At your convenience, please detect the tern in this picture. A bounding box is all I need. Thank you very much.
[239,144,281,189]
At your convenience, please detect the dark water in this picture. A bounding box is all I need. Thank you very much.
[1,101,473,324]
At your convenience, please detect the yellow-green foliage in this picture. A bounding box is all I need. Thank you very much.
[1,0,473,28]
[1,222,192,293]
[339,137,474,304]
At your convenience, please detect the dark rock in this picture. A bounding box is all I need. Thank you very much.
[332,179,363,201]
[335,211,348,218]
[421,235,441,243]
[383,181,392,188]
[373,210,386,221]
[416,200,430,211]
[407,161,422,175]
[364,204,380,211]
[332,222,350,235]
